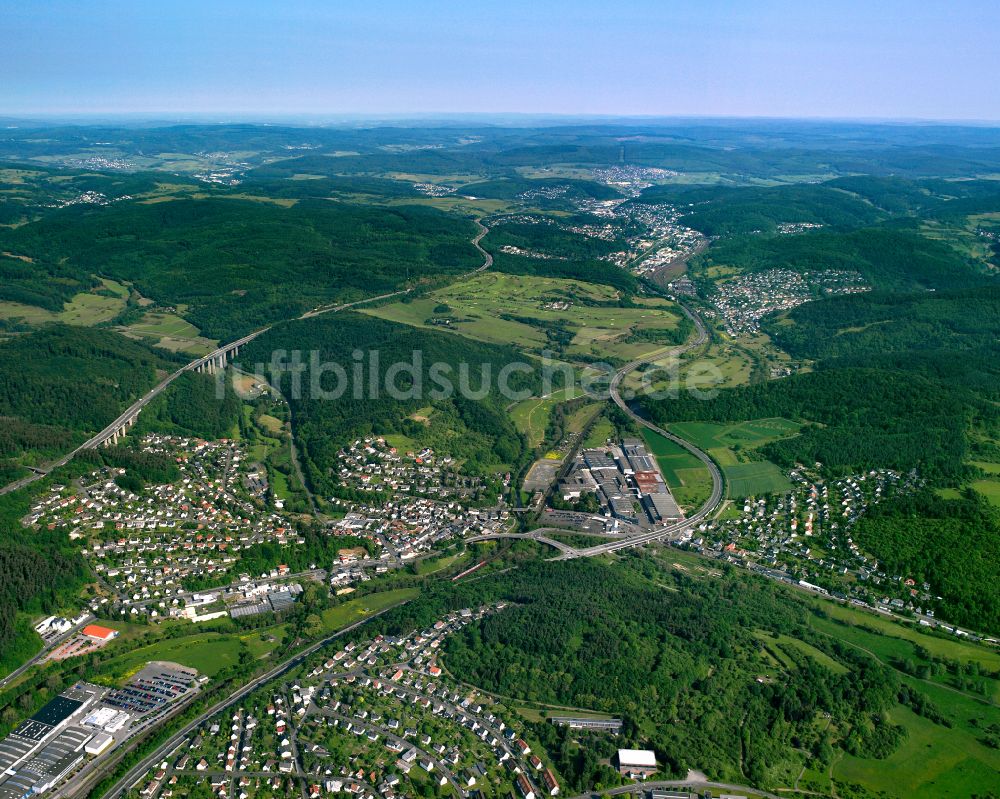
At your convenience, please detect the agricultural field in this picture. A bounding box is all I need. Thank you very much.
[663,418,798,498]
[122,309,218,354]
[364,272,686,362]
[639,428,715,510]
[669,417,801,452]
[0,277,129,326]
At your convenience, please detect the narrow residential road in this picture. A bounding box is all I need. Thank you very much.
[93,603,409,799]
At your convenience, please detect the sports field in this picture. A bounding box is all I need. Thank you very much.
[723,461,793,498]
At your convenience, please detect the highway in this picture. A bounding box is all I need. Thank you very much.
[461,299,725,561]
[463,530,579,555]
[0,218,494,497]
[564,301,724,556]
[88,603,408,799]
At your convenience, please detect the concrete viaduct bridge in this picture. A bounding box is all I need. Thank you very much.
[0,221,494,497]
[0,330,265,495]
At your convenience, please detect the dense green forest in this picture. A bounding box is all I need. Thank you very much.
[484,219,623,261]
[136,372,242,440]
[462,176,622,209]
[239,313,536,499]
[353,555,920,792]
[0,325,171,460]
[643,366,988,481]
[852,490,1000,632]
[635,182,886,236]
[764,286,1000,361]
[700,225,986,291]
[0,198,481,339]
[0,489,89,672]
[482,218,639,293]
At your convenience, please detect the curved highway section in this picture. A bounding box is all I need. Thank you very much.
[561,301,725,557]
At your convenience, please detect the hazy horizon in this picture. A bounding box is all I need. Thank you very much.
[3,0,999,120]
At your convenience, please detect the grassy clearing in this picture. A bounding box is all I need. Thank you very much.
[257,414,284,434]
[582,416,615,448]
[669,417,801,451]
[760,631,849,674]
[834,704,1000,798]
[810,601,1000,673]
[509,386,584,447]
[97,632,243,679]
[724,461,792,498]
[364,272,684,362]
[412,552,469,576]
[0,278,129,326]
[319,588,419,633]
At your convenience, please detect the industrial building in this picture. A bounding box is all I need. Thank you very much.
[0,684,102,799]
[547,716,622,733]
[0,663,197,799]
[617,748,657,778]
[560,441,683,526]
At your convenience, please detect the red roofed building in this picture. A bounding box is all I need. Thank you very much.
[83,624,119,641]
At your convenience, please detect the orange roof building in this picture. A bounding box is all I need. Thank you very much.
[82,624,119,641]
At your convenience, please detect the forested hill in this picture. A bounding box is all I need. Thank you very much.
[643,253,1000,631]
[701,225,988,291]
[352,556,909,792]
[0,198,481,339]
[238,312,538,500]
[0,325,174,475]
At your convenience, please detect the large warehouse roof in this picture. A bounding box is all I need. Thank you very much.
[617,748,656,767]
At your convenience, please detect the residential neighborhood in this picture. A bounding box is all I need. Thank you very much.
[123,605,571,799]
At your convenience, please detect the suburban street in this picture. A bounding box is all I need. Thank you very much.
[88,604,410,799]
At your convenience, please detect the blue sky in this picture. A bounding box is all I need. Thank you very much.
[2,0,999,119]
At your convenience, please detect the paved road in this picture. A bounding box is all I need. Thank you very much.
[0,220,494,497]
[565,777,785,799]
[469,300,724,561]
[560,302,723,558]
[93,604,408,799]
[464,530,579,555]
[0,614,94,690]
